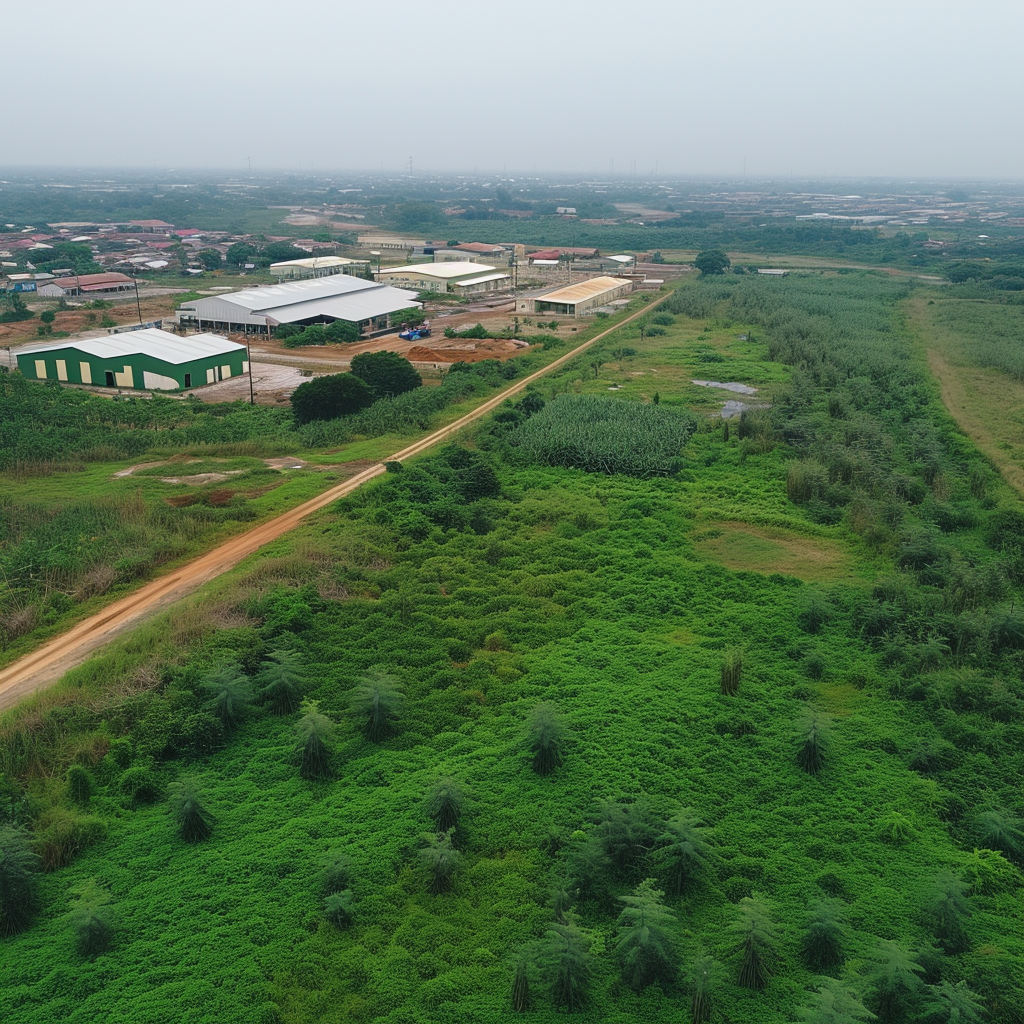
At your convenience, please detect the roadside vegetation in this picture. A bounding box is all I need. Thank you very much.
[1,270,1023,1022]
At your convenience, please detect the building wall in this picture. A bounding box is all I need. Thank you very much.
[17,346,248,391]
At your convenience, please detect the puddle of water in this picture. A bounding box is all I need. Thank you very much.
[692,380,757,395]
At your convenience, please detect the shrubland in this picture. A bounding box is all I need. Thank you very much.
[0,272,1022,1022]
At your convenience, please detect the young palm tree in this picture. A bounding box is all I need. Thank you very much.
[323,890,355,929]
[802,899,845,973]
[0,825,41,937]
[419,831,462,895]
[256,649,305,715]
[864,940,924,1023]
[653,809,709,897]
[729,895,779,990]
[614,879,677,991]
[65,878,114,957]
[795,979,874,1023]
[545,916,592,1013]
[922,980,986,1024]
[528,702,565,775]
[200,660,251,732]
[167,779,214,843]
[347,667,404,742]
[510,955,534,1013]
[426,779,465,833]
[930,872,972,955]
[687,954,721,1024]
[295,700,335,781]
[796,712,832,776]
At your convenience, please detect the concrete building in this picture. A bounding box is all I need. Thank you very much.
[523,276,633,317]
[176,274,420,335]
[16,329,247,391]
[377,261,509,295]
[432,248,509,266]
[269,256,370,280]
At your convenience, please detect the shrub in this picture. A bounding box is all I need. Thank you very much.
[426,779,465,832]
[528,702,565,775]
[256,649,305,715]
[720,650,743,695]
[167,779,214,843]
[67,765,95,805]
[350,351,422,399]
[615,879,676,991]
[729,895,778,990]
[0,825,40,937]
[295,700,334,781]
[290,373,374,424]
[64,878,114,958]
[420,830,462,894]
[347,668,403,742]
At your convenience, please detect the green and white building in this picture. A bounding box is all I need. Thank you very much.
[16,328,248,391]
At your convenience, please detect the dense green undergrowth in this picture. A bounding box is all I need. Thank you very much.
[1,273,1023,1022]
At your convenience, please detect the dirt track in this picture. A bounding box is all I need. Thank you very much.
[0,295,669,710]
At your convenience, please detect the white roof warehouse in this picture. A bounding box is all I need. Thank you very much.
[176,275,420,335]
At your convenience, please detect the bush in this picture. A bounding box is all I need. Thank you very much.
[290,373,374,424]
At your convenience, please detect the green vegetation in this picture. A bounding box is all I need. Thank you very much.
[3,270,1024,1021]
[289,372,374,424]
[349,351,422,399]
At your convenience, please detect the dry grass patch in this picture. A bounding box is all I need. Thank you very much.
[694,522,854,582]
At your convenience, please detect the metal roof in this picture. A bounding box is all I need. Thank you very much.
[535,276,631,304]
[269,256,368,269]
[379,262,496,280]
[453,273,510,288]
[18,328,245,365]
[260,286,420,324]
[184,274,381,313]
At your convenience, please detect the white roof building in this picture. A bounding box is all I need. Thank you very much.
[377,261,510,294]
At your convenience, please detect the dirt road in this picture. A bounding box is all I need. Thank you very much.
[0,294,669,710]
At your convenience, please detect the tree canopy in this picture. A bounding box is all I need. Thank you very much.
[290,373,375,424]
[694,248,731,275]
[349,351,423,400]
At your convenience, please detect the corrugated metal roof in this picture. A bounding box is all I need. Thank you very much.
[536,276,630,303]
[183,274,381,314]
[453,273,509,288]
[261,286,420,324]
[270,256,367,269]
[379,262,496,280]
[18,328,245,365]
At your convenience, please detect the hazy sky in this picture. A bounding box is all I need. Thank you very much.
[7,0,1022,179]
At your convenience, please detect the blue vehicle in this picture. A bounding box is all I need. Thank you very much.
[399,324,432,341]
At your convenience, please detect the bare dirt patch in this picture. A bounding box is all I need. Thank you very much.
[694,522,853,582]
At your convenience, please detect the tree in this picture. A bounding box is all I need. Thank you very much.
[64,878,114,958]
[290,373,374,424]
[347,667,403,741]
[294,700,335,780]
[167,779,214,843]
[420,830,462,894]
[720,649,743,695]
[321,850,353,896]
[922,981,987,1023]
[615,879,677,991]
[256,648,305,715]
[196,249,222,271]
[544,917,591,1013]
[595,796,658,879]
[802,899,845,973]
[929,872,972,955]
[973,808,1024,863]
[795,979,876,1024]
[528,702,565,775]
[199,660,251,731]
[864,940,924,1023]
[67,765,95,805]
[323,319,360,343]
[225,242,257,267]
[510,955,534,1012]
[349,351,422,400]
[687,954,721,1024]
[653,808,709,897]
[729,895,779,990]
[797,712,832,775]
[0,825,41,937]
[694,249,731,275]
[426,779,465,832]
[38,310,56,336]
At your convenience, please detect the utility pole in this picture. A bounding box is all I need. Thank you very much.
[246,339,254,405]
[132,273,143,325]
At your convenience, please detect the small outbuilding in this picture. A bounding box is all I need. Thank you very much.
[377,261,509,294]
[16,328,248,391]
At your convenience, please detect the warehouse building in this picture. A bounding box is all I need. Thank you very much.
[523,276,634,317]
[377,261,509,294]
[176,275,420,335]
[269,256,370,280]
[36,272,136,297]
[16,329,248,391]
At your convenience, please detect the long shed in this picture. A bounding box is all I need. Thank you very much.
[16,329,248,391]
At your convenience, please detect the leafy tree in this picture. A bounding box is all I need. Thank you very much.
[687,954,721,1024]
[262,242,308,263]
[196,249,222,271]
[922,981,987,1023]
[167,779,214,843]
[323,319,360,343]
[510,955,535,1012]
[565,831,612,905]
[797,712,832,775]
[200,660,251,731]
[0,290,33,323]
[0,825,40,937]
[614,879,676,991]
[595,796,658,879]
[795,979,876,1023]
[420,830,462,894]
[544,917,591,1013]
[440,445,502,501]
[290,372,374,424]
[929,872,972,955]
[347,667,403,741]
[426,779,465,832]
[694,248,731,275]
[67,765,95,805]
[64,878,114,958]
[294,700,334,781]
[528,702,565,775]
[653,808,709,897]
[802,899,845,973]
[323,890,355,928]
[864,940,924,1023]
[350,351,422,400]
[225,241,257,267]
[729,895,779,990]
[973,808,1024,863]
[256,648,305,715]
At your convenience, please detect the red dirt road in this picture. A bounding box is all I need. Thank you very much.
[0,295,669,710]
